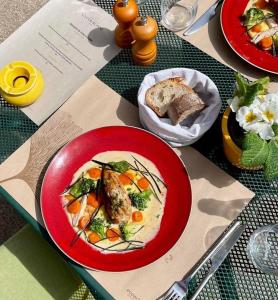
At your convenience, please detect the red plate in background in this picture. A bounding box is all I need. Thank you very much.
[221,0,278,74]
[41,126,192,271]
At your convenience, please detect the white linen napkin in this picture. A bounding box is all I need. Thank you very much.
[137,68,222,147]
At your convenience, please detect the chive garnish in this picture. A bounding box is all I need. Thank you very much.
[132,156,162,194]
[134,160,161,204]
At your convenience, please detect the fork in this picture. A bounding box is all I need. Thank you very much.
[162,276,190,300]
[160,221,243,300]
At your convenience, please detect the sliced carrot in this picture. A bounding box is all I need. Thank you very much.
[88,167,101,179]
[106,228,121,242]
[260,37,273,49]
[65,194,75,201]
[67,200,81,214]
[255,0,267,9]
[132,211,143,222]
[78,215,89,229]
[251,23,263,33]
[119,172,134,185]
[88,232,101,244]
[137,177,150,190]
[87,192,100,208]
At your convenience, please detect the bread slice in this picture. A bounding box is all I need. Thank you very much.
[167,92,205,125]
[145,77,191,117]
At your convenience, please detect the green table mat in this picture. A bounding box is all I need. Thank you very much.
[0,0,277,299]
[0,224,94,300]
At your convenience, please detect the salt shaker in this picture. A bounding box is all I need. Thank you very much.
[113,0,139,48]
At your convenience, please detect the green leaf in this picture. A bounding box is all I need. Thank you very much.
[243,83,263,106]
[272,124,278,136]
[264,140,278,180]
[255,76,270,95]
[241,133,269,167]
[241,132,261,150]
[233,73,269,107]
[234,73,247,97]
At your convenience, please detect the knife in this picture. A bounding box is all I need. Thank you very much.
[183,0,224,36]
[189,221,245,300]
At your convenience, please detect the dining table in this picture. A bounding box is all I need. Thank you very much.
[0,0,278,299]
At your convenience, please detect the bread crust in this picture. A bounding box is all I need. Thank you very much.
[145,77,191,117]
[167,93,205,125]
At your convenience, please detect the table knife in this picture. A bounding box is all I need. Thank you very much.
[183,0,224,36]
[189,222,245,300]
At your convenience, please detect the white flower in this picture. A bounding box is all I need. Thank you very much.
[256,93,278,125]
[250,96,264,109]
[244,122,275,140]
[228,96,242,112]
[236,106,262,128]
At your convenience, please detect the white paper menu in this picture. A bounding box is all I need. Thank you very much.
[0,0,120,125]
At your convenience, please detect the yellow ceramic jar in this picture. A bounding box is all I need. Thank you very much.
[221,107,261,170]
[0,61,44,106]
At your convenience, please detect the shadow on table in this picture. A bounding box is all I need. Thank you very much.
[88,27,120,62]
[116,96,141,126]
[34,149,61,225]
[207,9,278,83]
[198,198,251,222]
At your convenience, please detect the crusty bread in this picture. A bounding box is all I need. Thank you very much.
[167,92,205,125]
[145,77,192,117]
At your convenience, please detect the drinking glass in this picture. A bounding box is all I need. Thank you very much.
[161,0,198,32]
[247,224,278,275]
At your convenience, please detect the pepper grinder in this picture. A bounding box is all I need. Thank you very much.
[131,16,158,66]
[113,0,139,48]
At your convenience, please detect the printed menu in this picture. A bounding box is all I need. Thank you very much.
[0,0,120,125]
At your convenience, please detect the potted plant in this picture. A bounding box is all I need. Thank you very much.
[221,73,278,180]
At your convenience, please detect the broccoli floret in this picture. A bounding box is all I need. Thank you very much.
[90,218,106,239]
[70,178,97,198]
[129,189,152,211]
[244,8,264,27]
[119,223,142,241]
[108,160,130,173]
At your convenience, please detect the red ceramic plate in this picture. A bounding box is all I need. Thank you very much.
[221,0,278,74]
[41,126,192,271]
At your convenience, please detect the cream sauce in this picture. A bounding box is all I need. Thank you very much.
[65,151,167,253]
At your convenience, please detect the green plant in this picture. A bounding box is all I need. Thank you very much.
[229,73,278,179]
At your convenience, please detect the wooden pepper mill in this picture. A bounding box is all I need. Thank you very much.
[113,0,139,48]
[131,16,158,66]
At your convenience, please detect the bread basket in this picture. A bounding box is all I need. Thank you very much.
[137,68,222,147]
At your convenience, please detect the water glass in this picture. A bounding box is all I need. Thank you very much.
[161,0,198,32]
[247,224,278,275]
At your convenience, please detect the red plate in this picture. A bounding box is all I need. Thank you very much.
[221,0,278,74]
[41,126,192,271]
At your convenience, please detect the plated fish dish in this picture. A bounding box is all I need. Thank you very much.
[243,0,278,55]
[62,151,167,252]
